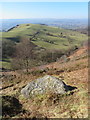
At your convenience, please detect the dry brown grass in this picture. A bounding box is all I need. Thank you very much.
[1,47,88,119]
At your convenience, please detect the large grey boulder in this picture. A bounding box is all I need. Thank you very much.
[21,75,69,98]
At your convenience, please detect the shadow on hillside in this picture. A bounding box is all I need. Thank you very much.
[2,95,23,118]
[2,59,10,62]
[1,68,11,72]
[6,37,20,42]
[67,85,77,91]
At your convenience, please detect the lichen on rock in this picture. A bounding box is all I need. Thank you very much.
[21,75,69,98]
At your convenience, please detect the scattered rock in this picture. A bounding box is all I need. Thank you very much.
[21,75,69,98]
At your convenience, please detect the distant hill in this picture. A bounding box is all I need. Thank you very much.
[1,23,88,51]
[0,19,87,31]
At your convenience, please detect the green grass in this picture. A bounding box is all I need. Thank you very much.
[0,58,12,69]
[2,61,11,69]
[2,24,88,50]
[1,24,88,70]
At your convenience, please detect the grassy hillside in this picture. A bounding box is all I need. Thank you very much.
[1,23,88,118]
[1,46,88,118]
[1,24,88,70]
[2,24,87,51]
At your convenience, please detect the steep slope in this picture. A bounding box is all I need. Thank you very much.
[1,45,88,118]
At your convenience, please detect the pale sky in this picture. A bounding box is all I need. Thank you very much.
[0,2,88,19]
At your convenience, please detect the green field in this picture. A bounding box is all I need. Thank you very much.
[1,58,11,69]
[2,24,88,50]
[1,24,88,70]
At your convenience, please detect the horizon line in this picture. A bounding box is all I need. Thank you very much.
[0,18,88,20]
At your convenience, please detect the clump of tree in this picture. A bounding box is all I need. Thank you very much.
[36,49,65,65]
[9,36,79,73]
[12,38,65,72]
[12,37,36,72]
[2,40,16,59]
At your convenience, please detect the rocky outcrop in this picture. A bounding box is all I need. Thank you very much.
[21,75,70,98]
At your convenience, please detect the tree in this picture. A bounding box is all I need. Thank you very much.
[2,40,16,59]
[12,37,35,72]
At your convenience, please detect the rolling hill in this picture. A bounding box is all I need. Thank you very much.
[1,23,88,118]
[1,23,88,70]
[2,24,88,51]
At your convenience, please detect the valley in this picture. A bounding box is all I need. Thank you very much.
[1,23,88,119]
